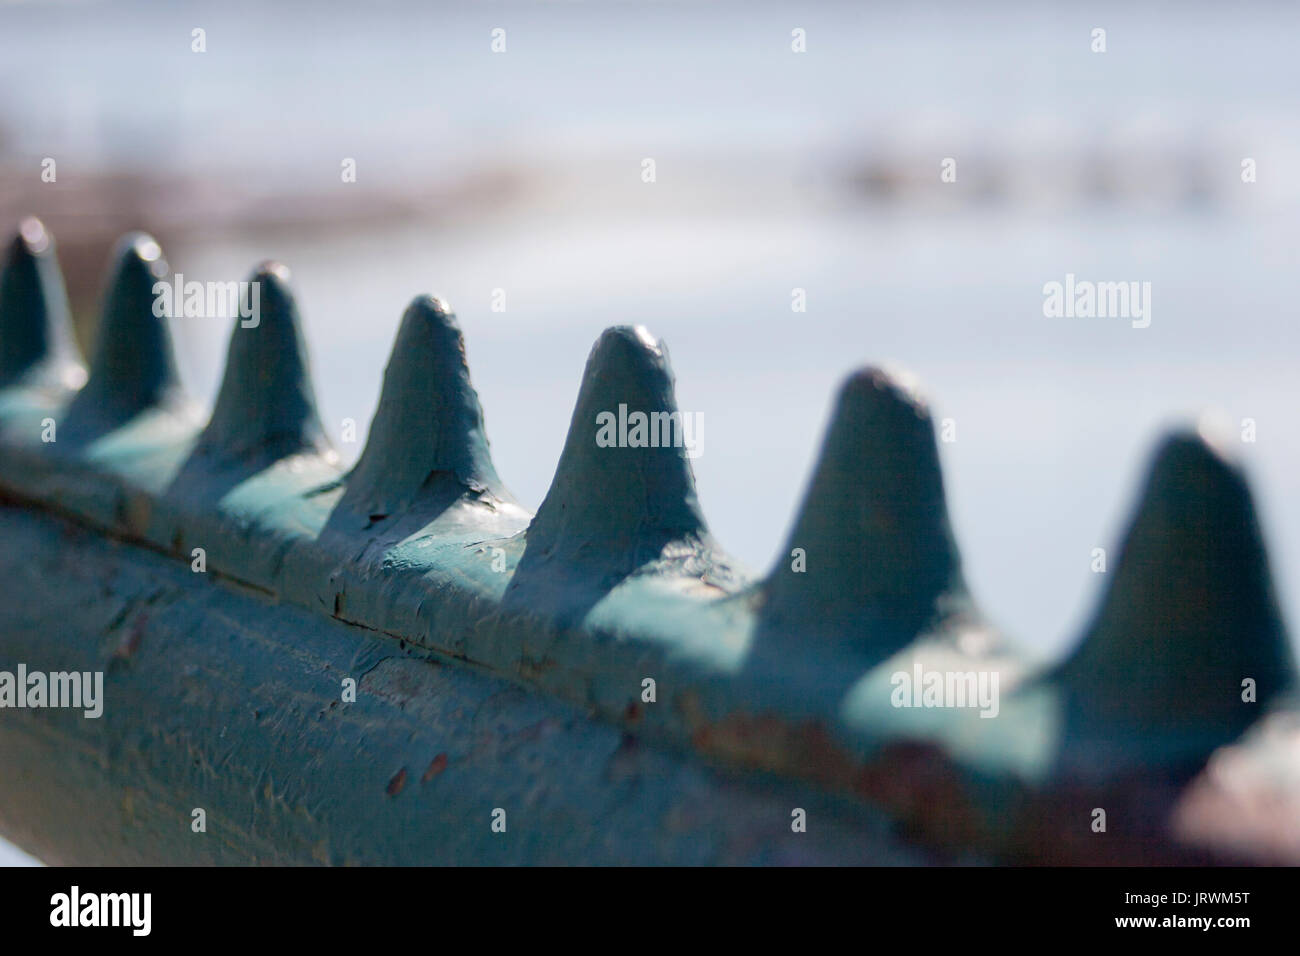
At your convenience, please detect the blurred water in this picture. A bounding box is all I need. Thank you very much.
[3,0,1300,864]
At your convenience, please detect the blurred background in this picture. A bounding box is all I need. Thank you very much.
[2,0,1299,864]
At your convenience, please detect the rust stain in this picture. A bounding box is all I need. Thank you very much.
[681,697,989,854]
[113,614,147,659]
[421,753,448,783]
[386,767,408,796]
[119,491,153,538]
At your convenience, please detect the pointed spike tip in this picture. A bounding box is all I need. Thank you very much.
[340,293,504,517]
[197,261,331,467]
[1192,408,1238,464]
[629,323,661,353]
[245,261,300,333]
[763,364,970,646]
[17,217,50,255]
[253,260,291,284]
[587,324,668,378]
[116,231,166,277]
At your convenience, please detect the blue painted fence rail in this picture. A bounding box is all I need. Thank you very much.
[0,218,1296,864]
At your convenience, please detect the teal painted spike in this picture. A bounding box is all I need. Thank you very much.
[0,218,84,390]
[337,295,509,522]
[194,262,331,468]
[1055,428,1297,736]
[762,367,975,657]
[516,325,711,579]
[63,232,186,438]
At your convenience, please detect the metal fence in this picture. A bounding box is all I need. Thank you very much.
[0,217,1295,864]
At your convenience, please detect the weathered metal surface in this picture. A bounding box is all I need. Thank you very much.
[0,504,933,865]
[0,218,1295,864]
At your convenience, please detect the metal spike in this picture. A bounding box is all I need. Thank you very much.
[64,232,185,436]
[1057,428,1296,736]
[762,367,972,654]
[194,262,330,468]
[516,325,709,578]
[0,218,85,390]
[338,295,505,519]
